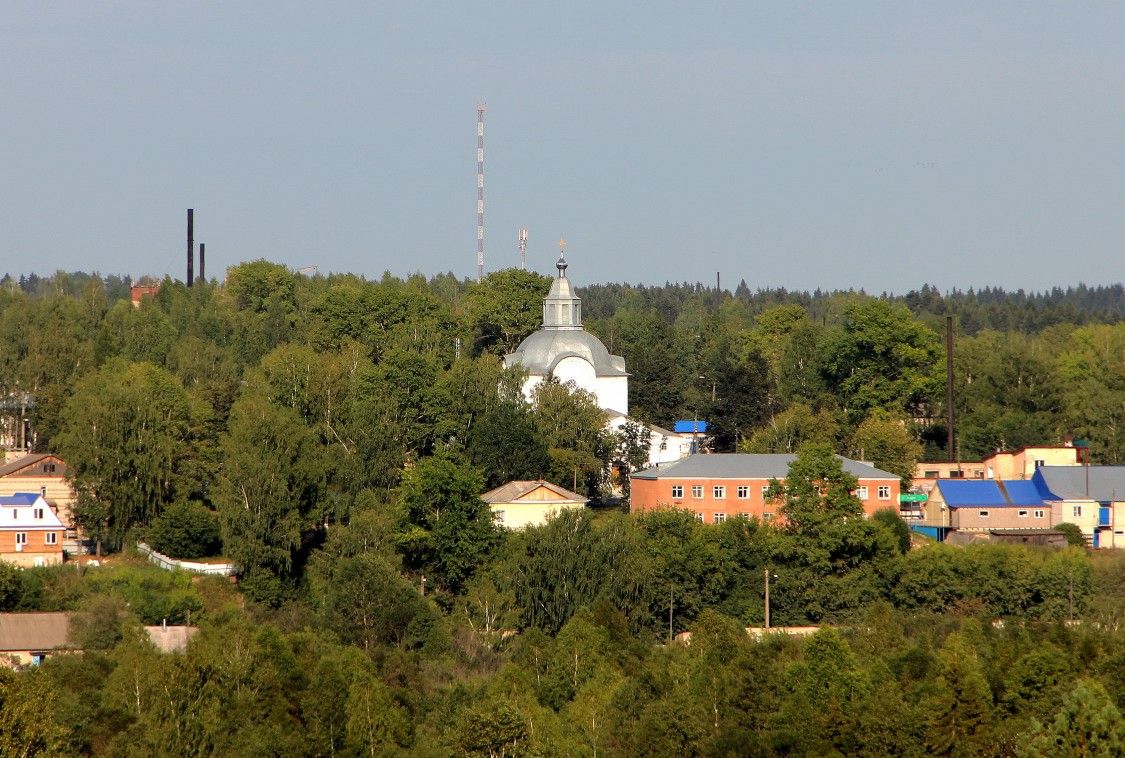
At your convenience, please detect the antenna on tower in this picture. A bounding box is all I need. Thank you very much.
[476,103,486,283]
[518,228,527,270]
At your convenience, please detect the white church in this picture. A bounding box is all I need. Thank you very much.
[504,252,692,468]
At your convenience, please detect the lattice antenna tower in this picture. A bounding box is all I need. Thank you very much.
[476,104,486,282]
[518,228,527,270]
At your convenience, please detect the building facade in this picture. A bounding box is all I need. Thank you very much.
[0,493,65,567]
[630,454,900,523]
[481,480,588,529]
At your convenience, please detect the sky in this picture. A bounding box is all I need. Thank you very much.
[2,2,1123,294]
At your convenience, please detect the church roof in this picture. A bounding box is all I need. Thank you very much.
[505,330,628,376]
[504,252,628,377]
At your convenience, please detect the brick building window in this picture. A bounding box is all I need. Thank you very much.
[15,533,27,545]
[45,533,57,545]
[737,486,749,499]
[671,485,683,499]
[713,513,726,524]
[878,486,891,500]
[713,486,726,499]
[856,487,868,500]
[691,485,704,499]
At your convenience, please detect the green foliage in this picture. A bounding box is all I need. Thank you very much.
[1056,522,1088,548]
[147,500,222,559]
[509,509,653,635]
[396,450,500,594]
[56,359,193,552]
[850,411,923,485]
[872,507,913,554]
[1019,679,1125,757]
[215,390,326,604]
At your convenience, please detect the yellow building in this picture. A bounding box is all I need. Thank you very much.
[481,480,588,530]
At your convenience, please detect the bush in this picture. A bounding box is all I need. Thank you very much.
[148,501,222,559]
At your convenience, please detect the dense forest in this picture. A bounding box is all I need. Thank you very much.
[2,266,1125,755]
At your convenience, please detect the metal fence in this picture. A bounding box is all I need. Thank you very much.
[135,542,237,576]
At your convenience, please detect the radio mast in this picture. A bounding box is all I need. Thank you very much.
[476,104,486,282]
[518,228,527,270]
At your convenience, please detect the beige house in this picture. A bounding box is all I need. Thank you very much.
[0,453,76,529]
[913,444,1084,493]
[481,480,588,529]
[0,612,74,667]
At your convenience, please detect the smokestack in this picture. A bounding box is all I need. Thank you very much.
[946,316,954,462]
[186,209,194,287]
[198,243,205,282]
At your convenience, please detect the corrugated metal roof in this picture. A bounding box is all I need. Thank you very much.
[1035,466,1125,501]
[0,613,72,652]
[631,453,898,480]
[937,480,1011,507]
[937,479,1050,508]
[1002,480,1050,505]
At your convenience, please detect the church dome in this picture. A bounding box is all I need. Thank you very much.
[507,329,628,376]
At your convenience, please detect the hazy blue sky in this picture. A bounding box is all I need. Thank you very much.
[3,2,1123,293]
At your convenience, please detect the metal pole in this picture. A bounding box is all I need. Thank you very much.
[187,209,194,287]
[198,243,205,282]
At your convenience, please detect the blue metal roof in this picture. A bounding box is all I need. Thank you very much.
[0,493,40,506]
[1003,480,1050,505]
[937,479,1049,508]
[938,481,1010,507]
[673,420,708,434]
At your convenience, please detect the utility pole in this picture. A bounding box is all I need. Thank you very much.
[519,228,527,270]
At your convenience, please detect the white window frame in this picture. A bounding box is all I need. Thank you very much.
[979,510,990,518]
[877,485,891,500]
[713,512,726,524]
[45,532,57,545]
[492,510,505,524]
[15,533,27,545]
[760,485,771,499]
[1018,510,1029,518]
[671,485,684,499]
[1034,509,1045,519]
[737,486,750,499]
[694,512,704,522]
[713,485,726,499]
[856,486,869,500]
[33,508,43,520]
[691,485,704,500]
[1073,505,1083,518]
[740,512,752,519]
[763,512,774,521]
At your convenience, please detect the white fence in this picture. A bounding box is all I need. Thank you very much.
[136,542,237,576]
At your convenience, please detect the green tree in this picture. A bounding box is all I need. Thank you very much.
[215,391,326,604]
[57,359,192,553]
[147,500,222,559]
[818,299,940,424]
[396,450,500,594]
[850,411,923,486]
[1019,679,1125,757]
[467,268,553,356]
[741,403,840,454]
[0,668,70,756]
[924,632,995,757]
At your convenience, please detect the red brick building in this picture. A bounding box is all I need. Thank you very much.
[630,454,900,524]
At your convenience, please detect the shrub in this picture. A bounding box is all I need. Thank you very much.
[148,501,222,559]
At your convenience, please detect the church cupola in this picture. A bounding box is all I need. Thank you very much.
[542,250,582,329]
